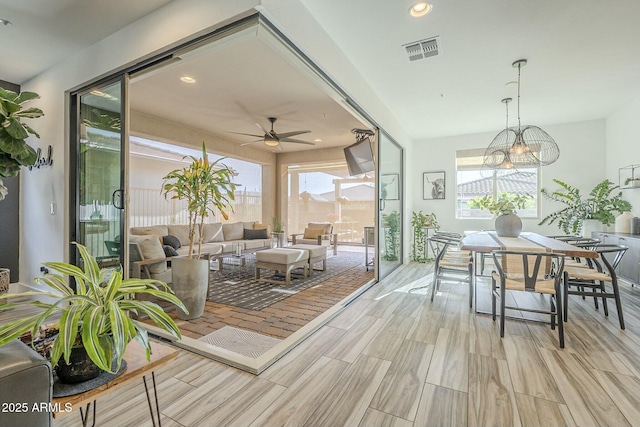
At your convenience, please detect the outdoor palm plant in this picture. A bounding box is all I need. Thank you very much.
[0,243,186,375]
[162,142,237,258]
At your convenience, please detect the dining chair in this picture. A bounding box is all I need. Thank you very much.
[428,235,473,307]
[563,244,628,329]
[491,250,566,348]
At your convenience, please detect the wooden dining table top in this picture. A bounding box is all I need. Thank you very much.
[460,231,598,258]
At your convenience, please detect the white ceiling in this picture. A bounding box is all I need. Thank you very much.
[128,27,368,152]
[301,0,640,140]
[2,0,639,145]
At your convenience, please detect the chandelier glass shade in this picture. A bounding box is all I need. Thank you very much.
[484,59,560,169]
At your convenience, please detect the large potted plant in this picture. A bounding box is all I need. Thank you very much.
[162,142,236,320]
[382,211,400,261]
[0,88,43,201]
[0,243,186,383]
[469,193,532,237]
[539,179,632,236]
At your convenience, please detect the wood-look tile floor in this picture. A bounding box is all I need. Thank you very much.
[53,263,640,427]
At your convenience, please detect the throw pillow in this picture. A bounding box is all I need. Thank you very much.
[244,228,268,240]
[163,245,179,257]
[222,222,244,241]
[162,234,181,249]
[129,235,167,274]
[253,223,270,233]
[303,228,325,239]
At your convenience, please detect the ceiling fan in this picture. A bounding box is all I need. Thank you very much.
[233,117,315,150]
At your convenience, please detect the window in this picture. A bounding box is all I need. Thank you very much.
[456,148,539,219]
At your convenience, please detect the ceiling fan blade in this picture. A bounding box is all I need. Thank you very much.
[277,130,311,138]
[228,132,264,138]
[240,140,262,146]
[256,122,271,135]
[276,143,284,152]
[280,138,315,145]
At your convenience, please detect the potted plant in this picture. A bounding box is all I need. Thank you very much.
[411,211,439,262]
[0,88,44,201]
[162,142,236,319]
[0,243,186,383]
[271,217,286,247]
[382,211,400,261]
[469,193,532,237]
[539,179,632,236]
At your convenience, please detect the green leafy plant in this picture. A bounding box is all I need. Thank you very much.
[0,243,186,374]
[539,179,632,234]
[0,87,44,201]
[272,217,284,233]
[411,211,439,262]
[468,193,532,216]
[382,211,400,261]
[162,142,237,258]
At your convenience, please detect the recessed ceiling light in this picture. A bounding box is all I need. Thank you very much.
[409,1,433,17]
[314,139,322,142]
[180,76,196,84]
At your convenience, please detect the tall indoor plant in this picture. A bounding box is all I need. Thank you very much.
[162,142,236,319]
[0,88,43,201]
[469,193,532,237]
[539,179,632,235]
[0,243,186,383]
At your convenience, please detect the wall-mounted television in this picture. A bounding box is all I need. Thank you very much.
[344,137,375,176]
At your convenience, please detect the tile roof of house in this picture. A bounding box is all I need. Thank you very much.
[457,171,537,196]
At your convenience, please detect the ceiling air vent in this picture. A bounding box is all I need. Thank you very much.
[404,36,440,62]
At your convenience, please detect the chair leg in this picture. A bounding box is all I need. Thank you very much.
[550,295,556,330]
[563,271,569,322]
[611,278,625,329]
[468,262,473,308]
[430,268,438,302]
[600,281,609,316]
[491,276,497,321]
[556,292,565,348]
[499,281,506,337]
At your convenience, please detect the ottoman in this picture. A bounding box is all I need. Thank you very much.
[255,248,309,285]
[287,244,327,276]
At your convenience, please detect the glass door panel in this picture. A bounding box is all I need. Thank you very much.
[378,131,403,278]
[75,80,125,268]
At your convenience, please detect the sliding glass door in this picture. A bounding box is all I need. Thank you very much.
[378,131,403,278]
[71,77,127,268]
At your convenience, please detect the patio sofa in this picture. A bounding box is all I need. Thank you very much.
[129,222,271,280]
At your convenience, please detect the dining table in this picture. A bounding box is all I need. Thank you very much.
[461,231,598,258]
[460,231,598,314]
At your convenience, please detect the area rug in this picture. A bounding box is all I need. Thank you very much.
[207,251,365,311]
[197,326,282,358]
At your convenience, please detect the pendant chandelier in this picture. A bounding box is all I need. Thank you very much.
[484,59,560,169]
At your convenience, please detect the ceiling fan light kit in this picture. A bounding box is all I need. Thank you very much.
[233,117,314,150]
[484,59,560,169]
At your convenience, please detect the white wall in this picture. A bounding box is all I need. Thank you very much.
[19,0,261,285]
[605,95,640,217]
[18,0,416,284]
[409,119,607,236]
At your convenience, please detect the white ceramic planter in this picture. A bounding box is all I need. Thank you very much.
[495,214,522,237]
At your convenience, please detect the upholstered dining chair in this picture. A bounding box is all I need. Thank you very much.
[491,250,566,348]
[563,243,628,329]
[428,235,474,307]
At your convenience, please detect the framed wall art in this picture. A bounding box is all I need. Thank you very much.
[381,174,399,200]
[423,171,445,200]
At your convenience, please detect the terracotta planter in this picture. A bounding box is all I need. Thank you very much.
[495,214,522,237]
